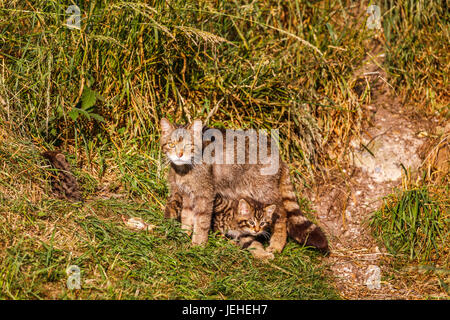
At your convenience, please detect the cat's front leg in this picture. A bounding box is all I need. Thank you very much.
[266,215,287,253]
[239,236,274,261]
[180,195,195,236]
[191,196,214,246]
[225,229,242,241]
[164,193,183,220]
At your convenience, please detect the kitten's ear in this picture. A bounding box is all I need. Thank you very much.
[238,199,251,216]
[264,204,277,217]
[160,118,174,136]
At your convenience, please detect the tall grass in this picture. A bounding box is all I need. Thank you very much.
[382,0,449,117]
[370,186,448,263]
[1,0,448,299]
[0,0,374,186]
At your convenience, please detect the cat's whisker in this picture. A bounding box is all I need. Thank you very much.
[260,230,271,240]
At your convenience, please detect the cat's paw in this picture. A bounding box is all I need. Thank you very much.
[181,225,193,237]
[266,246,282,254]
[191,233,208,246]
[256,250,275,261]
[225,230,241,240]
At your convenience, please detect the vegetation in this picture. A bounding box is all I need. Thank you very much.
[382,0,449,117]
[0,0,448,299]
[370,186,448,263]
[369,0,449,296]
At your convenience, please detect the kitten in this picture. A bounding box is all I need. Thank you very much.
[213,196,277,260]
[213,195,275,241]
[160,118,329,253]
[168,191,329,255]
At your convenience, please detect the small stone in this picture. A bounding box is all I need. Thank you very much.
[365,265,381,290]
[122,216,155,232]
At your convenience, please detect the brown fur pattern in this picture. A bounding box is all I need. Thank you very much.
[160,118,329,253]
[279,164,329,253]
[212,196,275,240]
[212,196,277,260]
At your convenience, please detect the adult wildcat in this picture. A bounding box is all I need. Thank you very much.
[160,118,329,253]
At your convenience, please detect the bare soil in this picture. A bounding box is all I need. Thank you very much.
[309,38,443,299]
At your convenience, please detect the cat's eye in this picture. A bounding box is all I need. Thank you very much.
[260,222,266,227]
[248,221,255,226]
[168,142,175,148]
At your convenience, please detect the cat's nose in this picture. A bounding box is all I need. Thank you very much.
[177,151,184,158]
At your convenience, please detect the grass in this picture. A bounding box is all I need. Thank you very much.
[370,186,448,263]
[1,198,339,299]
[0,0,375,184]
[381,0,449,117]
[0,124,338,300]
[6,204,335,300]
[0,0,448,299]
[1,1,371,299]
[368,183,449,298]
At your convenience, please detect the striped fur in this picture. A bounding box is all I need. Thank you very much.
[212,195,276,260]
[160,118,329,252]
[163,166,329,253]
[280,164,329,253]
[212,195,273,240]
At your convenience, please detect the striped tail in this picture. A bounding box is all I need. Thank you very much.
[280,164,329,253]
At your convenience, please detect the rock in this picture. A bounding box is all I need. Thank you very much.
[365,265,381,290]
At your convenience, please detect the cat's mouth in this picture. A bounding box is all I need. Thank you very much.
[171,159,191,165]
[240,230,269,238]
[168,155,193,166]
[252,230,271,240]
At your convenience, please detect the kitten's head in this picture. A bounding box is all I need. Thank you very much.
[160,118,202,166]
[235,199,276,237]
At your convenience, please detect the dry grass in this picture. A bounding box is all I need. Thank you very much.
[0,0,448,299]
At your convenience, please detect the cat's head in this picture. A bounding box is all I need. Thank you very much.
[160,118,202,166]
[235,199,276,237]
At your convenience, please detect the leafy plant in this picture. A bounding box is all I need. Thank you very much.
[68,87,105,123]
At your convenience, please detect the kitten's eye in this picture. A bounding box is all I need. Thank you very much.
[168,142,175,148]
[248,221,255,226]
[260,222,266,227]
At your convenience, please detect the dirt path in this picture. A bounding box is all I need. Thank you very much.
[310,39,434,299]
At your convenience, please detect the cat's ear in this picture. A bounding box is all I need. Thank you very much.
[160,118,174,136]
[264,204,277,217]
[238,199,251,216]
